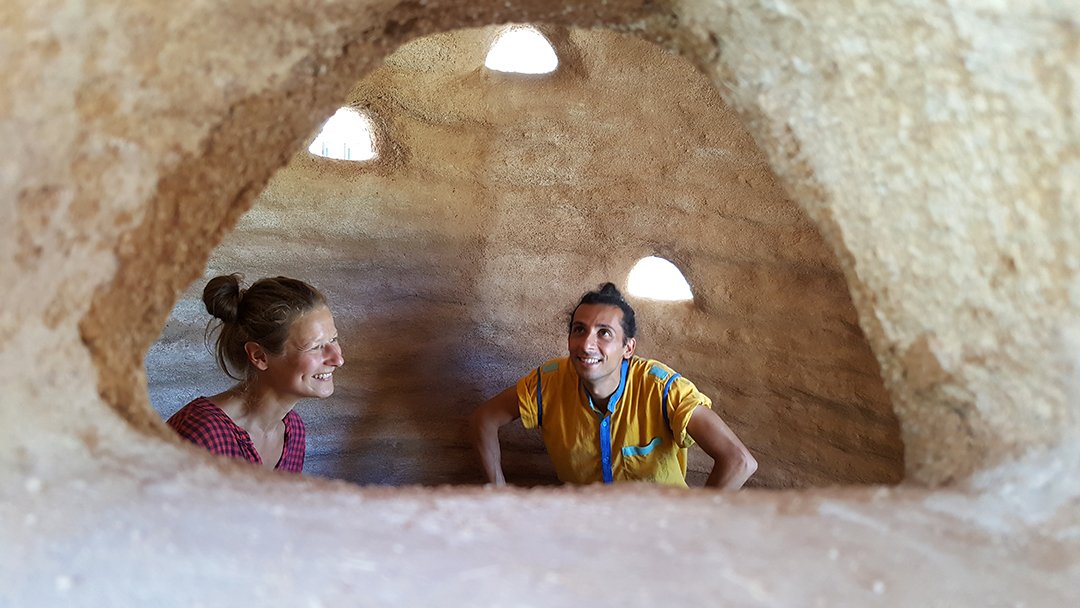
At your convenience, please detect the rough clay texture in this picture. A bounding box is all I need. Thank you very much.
[1,0,1078,606]
[145,27,903,489]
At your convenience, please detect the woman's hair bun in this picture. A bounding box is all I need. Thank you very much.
[202,274,244,324]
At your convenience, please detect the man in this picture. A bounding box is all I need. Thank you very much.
[471,282,757,489]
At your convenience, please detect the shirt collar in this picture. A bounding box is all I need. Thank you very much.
[583,358,630,415]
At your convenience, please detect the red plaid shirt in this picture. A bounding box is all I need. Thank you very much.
[167,397,306,473]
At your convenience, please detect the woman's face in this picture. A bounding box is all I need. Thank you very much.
[262,305,344,401]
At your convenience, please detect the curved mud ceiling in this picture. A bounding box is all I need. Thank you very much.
[61,0,1076,489]
[146,27,903,489]
[2,0,1078,605]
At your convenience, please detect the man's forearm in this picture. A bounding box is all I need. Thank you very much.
[685,406,757,490]
[470,386,521,486]
[477,421,505,483]
[705,451,757,490]
[471,414,507,485]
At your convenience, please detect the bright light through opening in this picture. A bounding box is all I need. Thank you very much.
[484,26,558,74]
[627,257,694,301]
[308,107,377,161]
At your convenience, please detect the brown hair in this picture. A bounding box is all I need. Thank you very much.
[203,274,328,380]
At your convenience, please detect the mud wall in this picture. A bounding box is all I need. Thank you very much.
[2,1,1077,606]
[146,27,902,488]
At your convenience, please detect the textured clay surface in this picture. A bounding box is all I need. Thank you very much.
[146,27,902,489]
[1,1,1078,606]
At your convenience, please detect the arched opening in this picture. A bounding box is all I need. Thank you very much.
[484,25,559,74]
[146,27,903,489]
[9,1,1072,604]
[626,256,694,301]
[307,107,378,161]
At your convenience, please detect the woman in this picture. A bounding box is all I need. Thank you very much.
[167,274,344,472]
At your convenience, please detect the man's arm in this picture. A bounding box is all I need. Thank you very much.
[469,385,522,486]
[685,406,757,490]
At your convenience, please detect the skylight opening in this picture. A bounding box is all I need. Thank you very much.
[308,107,377,161]
[627,256,694,302]
[484,26,558,74]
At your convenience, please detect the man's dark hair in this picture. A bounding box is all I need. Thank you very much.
[568,282,637,340]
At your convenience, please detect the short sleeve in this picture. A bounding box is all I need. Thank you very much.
[666,376,712,448]
[516,369,541,429]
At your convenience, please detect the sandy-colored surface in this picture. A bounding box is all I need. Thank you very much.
[145,28,902,489]
[2,0,1078,605]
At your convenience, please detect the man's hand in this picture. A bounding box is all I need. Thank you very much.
[469,385,522,486]
[685,406,757,490]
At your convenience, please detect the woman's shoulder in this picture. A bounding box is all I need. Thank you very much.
[166,397,232,430]
[283,408,305,431]
[166,397,247,455]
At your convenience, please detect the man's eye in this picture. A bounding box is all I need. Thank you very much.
[600,329,612,338]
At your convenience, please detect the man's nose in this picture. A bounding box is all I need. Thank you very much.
[583,331,599,349]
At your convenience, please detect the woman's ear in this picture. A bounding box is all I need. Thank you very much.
[244,341,270,371]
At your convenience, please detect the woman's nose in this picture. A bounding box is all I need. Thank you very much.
[327,343,344,366]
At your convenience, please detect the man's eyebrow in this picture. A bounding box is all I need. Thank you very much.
[572,321,615,330]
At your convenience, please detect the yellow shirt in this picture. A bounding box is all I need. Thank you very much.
[516,356,712,487]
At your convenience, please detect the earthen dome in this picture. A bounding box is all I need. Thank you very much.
[2,1,1077,605]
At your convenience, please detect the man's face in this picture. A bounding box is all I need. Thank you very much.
[567,303,636,390]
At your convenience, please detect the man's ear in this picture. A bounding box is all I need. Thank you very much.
[245,341,270,371]
[622,337,637,359]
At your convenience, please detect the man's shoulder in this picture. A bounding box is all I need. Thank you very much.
[516,357,573,391]
[629,357,680,387]
[536,356,570,376]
